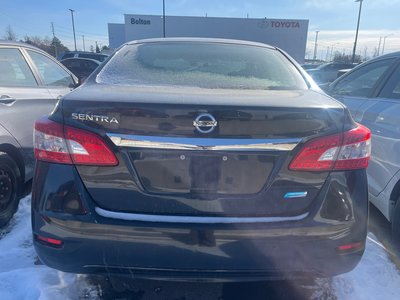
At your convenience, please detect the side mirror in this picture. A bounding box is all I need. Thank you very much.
[70,76,87,88]
[69,76,80,89]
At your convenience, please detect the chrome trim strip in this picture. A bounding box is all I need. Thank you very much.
[107,134,300,151]
[95,207,308,224]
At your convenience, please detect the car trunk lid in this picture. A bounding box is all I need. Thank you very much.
[59,85,345,217]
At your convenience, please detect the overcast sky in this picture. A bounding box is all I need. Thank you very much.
[1,0,399,58]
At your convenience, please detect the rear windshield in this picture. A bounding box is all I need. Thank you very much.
[96,42,308,90]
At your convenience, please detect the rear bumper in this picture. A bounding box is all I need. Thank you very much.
[32,163,368,281]
[33,210,366,281]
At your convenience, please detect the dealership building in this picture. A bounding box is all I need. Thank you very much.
[108,14,309,63]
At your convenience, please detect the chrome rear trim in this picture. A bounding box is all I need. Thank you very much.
[107,134,301,151]
[95,207,308,224]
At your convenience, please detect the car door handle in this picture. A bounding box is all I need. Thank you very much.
[0,95,16,105]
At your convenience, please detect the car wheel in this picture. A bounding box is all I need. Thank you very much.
[392,196,400,248]
[0,153,21,227]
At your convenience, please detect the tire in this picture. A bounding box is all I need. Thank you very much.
[392,196,400,249]
[0,153,21,227]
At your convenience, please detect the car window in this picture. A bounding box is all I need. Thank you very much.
[62,53,74,59]
[97,42,308,90]
[88,61,99,69]
[331,58,396,97]
[379,63,400,99]
[27,50,74,87]
[0,48,37,87]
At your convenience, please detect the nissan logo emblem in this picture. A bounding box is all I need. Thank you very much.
[193,113,218,134]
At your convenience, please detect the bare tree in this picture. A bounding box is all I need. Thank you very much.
[23,35,69,57]
[4,25,16,40]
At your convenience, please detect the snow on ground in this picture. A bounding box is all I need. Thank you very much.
[1,196,400,300]
[0,196,97,300]
[331,234,400,300]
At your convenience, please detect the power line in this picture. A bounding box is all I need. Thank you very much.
[54,24,107,38]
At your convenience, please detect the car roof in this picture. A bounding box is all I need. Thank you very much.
[370,51,400,60]
[61,57,101,64]
[61,51,108,55]
[126,37,276,49]
[0,40,42,50]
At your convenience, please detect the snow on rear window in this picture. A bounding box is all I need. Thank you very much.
[96,42,307,90]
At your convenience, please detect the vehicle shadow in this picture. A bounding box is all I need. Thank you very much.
[83,276,332,300]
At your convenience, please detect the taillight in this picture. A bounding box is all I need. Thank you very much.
[289,124,371,171]
[34,118,118,166]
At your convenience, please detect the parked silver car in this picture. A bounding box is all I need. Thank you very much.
[326,52,400,245]
[0,40,78,227]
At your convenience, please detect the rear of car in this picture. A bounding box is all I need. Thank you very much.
[60,58,100,82]
[57,51,109,62]
[32,39,370,281]
[308,63,356,84]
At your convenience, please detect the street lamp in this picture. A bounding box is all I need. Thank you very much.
[313,30,320,61]
[377,36,382,56]
[382,33,394,55]
[330,42,340,61]
[162,0,166,38]
[82,35,86,52]
[69,9,77,51]
[351,0,363,63]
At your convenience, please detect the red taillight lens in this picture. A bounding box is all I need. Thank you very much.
[289,124,371,171]
[65,126,118,165]
[35,234,63,247]
[34,118,118,166]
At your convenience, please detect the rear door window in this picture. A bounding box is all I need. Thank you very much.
[379,63,400,99]
[27,50,74,87]
[0,48,37,87]
[331,58,396,97]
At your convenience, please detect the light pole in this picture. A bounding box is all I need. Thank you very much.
[162,0,166,38]
[69,9,77,51]
[313,30,320,61]
[377,36,382,56]
[382,34,394,55]
[330,42,340,61]
[351,0,363,63]
[82,35,86,52]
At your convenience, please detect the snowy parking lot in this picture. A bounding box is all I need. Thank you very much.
[1,196,400,300]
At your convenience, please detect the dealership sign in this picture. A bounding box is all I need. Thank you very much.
[271,21,300,28]
[131,18,151,25]
[258,19,300,29]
